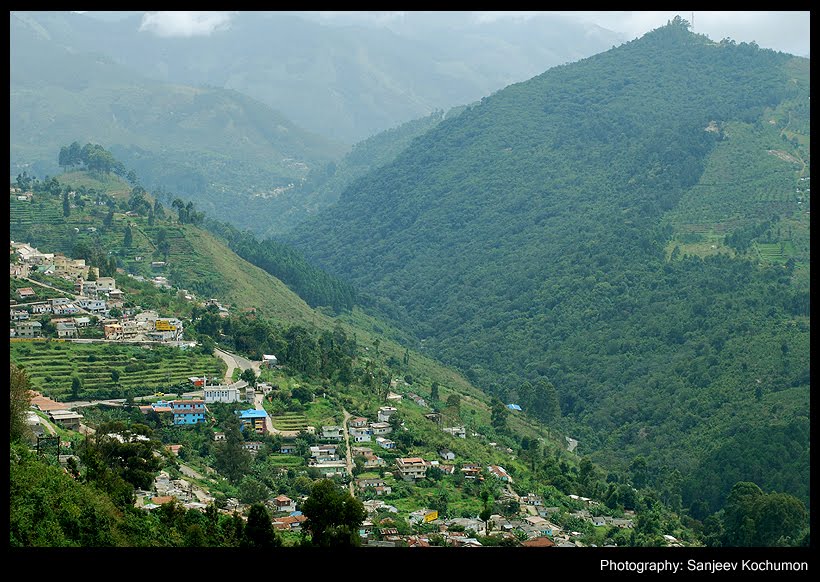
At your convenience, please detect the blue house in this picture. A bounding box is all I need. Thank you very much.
[507,403,522,411]
[237,408,269,435]
[172,399,207,425]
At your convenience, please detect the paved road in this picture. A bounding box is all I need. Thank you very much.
[214,347,260,383]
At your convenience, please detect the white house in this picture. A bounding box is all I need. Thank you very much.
[375,436,396,450]
[370,422,392,436]
[322,426,344,441]
[439,449,456,461]
[377,406,397,423]
[204,385,242,404]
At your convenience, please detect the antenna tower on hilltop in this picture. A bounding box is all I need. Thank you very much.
[691,12,695,31]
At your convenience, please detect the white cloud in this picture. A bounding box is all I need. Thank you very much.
[139,11,235,38]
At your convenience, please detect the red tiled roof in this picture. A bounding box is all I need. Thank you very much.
[522,536,556,547]
[29,392,67,411]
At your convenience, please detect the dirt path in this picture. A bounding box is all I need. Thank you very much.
[342,408,355,497]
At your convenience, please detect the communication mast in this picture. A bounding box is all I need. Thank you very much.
[691,12,695,31]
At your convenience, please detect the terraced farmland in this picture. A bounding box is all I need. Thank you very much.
[10,340,224,401]
[270,412,309,432]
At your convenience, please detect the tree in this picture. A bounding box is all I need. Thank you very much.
[629,456,649,489]
[58,146,70,171]
[240,368,257,386]
[241,503,281,548]
[212,415,252,484]
[63,191,71,217]
[10,364,33,443]
[490,397,508,432]
[532,378,561,423]
[302,479,367,547]
[430,382,440,402]
[71,375,84,399]
[238,476,270,505]
[123,225,133,248]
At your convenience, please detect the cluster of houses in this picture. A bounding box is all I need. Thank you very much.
[10,240,188,342]
[321,405,400,450]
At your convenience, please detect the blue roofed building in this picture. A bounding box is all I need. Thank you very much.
[237,408,269,435]
[507,403,522,411]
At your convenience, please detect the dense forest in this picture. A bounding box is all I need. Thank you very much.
[284,19,810,516]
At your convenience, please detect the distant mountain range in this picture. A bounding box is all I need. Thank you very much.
[10,10,626,236]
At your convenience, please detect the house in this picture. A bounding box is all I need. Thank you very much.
[310,444,339,461]
[242,441,264,454]
[369,422,392,435]
[78,299,106,313]
[395,457,428,481]
[349,416,368,428]
[377,406,397,422]
[213,432,226,441]
[17,287,36,300]
[321,425,344,441]
[96,277,116,293]
[442,426,466,439]
[16,319,42,338]
[11,309,30,321]
[524,515,557,537]
[488,465,513,483]
[55,321,78,338]
[461,463,481,480]
[310,460,348,476]
[262,354,279,367]
[272,514,307,531]
[438,449,456,461]
[72,316,91,328]
[506,403,522,411]
[365,455,386,468]
[521,536,556,547]
[171,400,207,425]
[103,323,123,340]
[407,393,427,407]
[386,392,402,402]
[204,384,242,404]
[280,443,298,454]
[520,494,544,507]
[273,495,296,513]
[349,427,372,442]
[237,409,268,434]
[374,436,395,449]
[48,409,83,431]
[356,477,386,490]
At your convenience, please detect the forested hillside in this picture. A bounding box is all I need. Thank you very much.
[284,19,811,516]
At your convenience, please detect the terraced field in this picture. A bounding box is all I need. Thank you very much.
[270,412,309,432]
[10,340,224,400]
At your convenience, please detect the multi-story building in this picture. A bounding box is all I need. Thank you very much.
[172,400,207,425]
[395,457,428,481]
[237,409,268,435]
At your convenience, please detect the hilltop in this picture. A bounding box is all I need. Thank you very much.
[284,20,811,517]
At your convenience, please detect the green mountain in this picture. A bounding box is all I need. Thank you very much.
[283,20,811,515]
[10,11,346,235]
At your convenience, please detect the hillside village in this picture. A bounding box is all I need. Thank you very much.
[12,240,647,547]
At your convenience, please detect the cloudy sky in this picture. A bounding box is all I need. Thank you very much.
[128,11,810,57]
